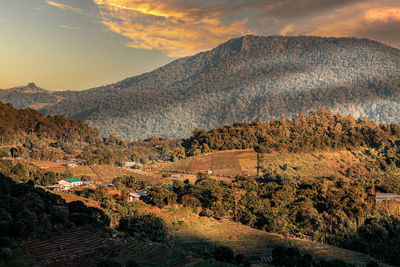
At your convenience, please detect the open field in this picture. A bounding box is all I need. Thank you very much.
[89,165,137,182]
[158,149,372,181]
[211,151,243,177]
[136,204,380,266]
[260,150,368,180]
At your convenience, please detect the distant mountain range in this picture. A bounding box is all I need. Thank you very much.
[1,35,399,140]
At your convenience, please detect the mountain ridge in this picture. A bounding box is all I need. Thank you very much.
[1,35,399,140]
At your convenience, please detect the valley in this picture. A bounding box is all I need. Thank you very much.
[1,33,400,266]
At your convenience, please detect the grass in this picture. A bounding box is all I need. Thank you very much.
[259,150,366,180]
[188,153,212,173]
[161,158,193,173]
[211,151,243,177]
[136,204,379,266]
[90,165,137,182]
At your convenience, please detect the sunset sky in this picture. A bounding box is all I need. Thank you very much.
[1,0,399,91]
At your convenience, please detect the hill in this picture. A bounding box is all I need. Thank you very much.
[1,35,399,140]
[0,101,100,161]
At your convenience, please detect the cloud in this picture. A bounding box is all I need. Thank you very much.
[304,6,400,48]
[263,0,363,18]
[50,0,400,56]
[45,0,84,14]
[60,24,81,30]
[93,0,254,57]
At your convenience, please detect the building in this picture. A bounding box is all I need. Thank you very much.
[128,192,141,202]
[66,162,77,168]
[59,178,83,188]
[128,190,149,202]
[81,181,94,186]
[125,161,142,168]
[171,174,182,178]
[206,170,213,174]
[46,184,71,191]
[376,193,400,203]
[100,183,115,189]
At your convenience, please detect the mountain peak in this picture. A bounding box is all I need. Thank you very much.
[11,83,47,93]
[27,82,37,88]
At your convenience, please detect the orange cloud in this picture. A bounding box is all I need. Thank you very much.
[45,1,84,14]
[93,0,252,57]
[48,0,400,56]
[365,7,400,22]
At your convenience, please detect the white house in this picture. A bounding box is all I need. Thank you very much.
[58,178,83,188]
[128,191,149,202]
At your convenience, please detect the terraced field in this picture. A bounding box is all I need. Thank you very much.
[21,229,121,267]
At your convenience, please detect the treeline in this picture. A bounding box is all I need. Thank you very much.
[0,102,99,144]
[147,172,400,265]
[0,101,181,164]
[184,110,400,155]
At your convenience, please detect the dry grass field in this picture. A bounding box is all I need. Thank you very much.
[89,165,136,182]
[188,153,212,173]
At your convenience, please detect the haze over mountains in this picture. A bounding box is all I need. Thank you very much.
[2,35,399,140]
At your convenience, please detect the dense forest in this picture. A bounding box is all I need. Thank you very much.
[0,101,181,164]
[1,35,399,140]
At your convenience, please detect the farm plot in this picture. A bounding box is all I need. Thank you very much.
[90,165,136,182]
[21,229,121,267]
[211,151,242,177]
[236,150,258,177]
[187,153,212,174]
[70,166,98,180]
[161,158,193,173]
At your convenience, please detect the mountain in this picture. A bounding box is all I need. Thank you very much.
[0,82,61,110]
[1,35,399,140]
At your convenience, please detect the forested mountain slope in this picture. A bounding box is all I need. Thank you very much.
[1,35,399,140]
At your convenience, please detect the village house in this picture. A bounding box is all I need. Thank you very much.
[46,184,71,192]
[59,178,83,187]
[125,161,142,168]
[66,162,77,168]
[375,193,400,203]
[171,174,182,178]
[100,183,115,189]
[128,190,149,202]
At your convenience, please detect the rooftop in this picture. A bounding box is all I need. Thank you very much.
[64,178,82,183]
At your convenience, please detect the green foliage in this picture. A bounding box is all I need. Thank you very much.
[0,173,110,265]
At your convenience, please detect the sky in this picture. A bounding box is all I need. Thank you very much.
[0,0,399,91]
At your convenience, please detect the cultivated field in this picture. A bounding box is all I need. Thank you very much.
[159,149,370,180]
[22,229,121,267]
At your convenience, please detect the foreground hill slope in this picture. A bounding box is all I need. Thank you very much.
[2,35,400,140]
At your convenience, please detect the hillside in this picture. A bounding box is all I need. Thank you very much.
[1,35,399,140]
